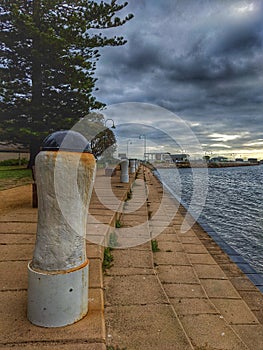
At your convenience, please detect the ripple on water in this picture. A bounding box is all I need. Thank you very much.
[158,165,263,273]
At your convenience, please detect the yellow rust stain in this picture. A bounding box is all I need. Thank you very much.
[46,151,95,166]
[43,151,58,161]
[29,259,89,275]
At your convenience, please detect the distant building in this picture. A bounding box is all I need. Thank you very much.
[248,158,258,164]
[235,158,244,162]
[145,152,171,162]
[170,154,189,163]
[210,156,228,162]
[0,144,29,162]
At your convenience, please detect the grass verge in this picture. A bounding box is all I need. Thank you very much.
[0,166,32,190]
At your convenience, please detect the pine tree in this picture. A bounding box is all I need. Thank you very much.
[0,0,133,165]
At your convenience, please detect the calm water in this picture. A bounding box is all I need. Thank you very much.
[158,165,263,273]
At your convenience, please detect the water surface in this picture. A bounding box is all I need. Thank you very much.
[158,165,263,273]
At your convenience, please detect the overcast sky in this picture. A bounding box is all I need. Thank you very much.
[94,0,263,159]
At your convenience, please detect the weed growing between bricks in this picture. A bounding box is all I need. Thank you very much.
[115,219,122,228]
[109,231,119,247]
[148,210,153,219]
[102,247,114,272]
[151,239,160,252]
[126,189,132,200]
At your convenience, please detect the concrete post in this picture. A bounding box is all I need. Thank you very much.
[129,159,136,174]
[120,159,129,183]
[27,131,96,328]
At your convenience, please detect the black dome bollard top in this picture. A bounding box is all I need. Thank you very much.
[41,130,92,153]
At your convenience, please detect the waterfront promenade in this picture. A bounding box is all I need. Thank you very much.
[1,166,263,349]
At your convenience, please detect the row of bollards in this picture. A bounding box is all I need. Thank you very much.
[120,158,140,183]
[27,131,141,328]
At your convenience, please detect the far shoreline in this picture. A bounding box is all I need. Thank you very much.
[151,161,261,169]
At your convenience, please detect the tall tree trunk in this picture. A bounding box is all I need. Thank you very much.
[28,138,42,208]
[29,0,42,168]
[28,138,42,169]
[32,0,42,113]
[30,0,42,207]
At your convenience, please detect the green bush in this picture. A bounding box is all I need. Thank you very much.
[0,158,28,166]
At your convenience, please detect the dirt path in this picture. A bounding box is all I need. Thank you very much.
[0,184,32,215]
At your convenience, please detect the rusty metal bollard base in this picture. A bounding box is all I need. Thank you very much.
[27,260,89,327]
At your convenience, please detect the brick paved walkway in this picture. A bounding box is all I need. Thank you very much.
[1,166,263,349]
[104,167,263,350]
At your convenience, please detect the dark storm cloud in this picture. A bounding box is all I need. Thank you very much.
[94,0,263,155]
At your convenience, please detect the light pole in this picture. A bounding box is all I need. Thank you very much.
[104,118,116,129]
[127,139,132,158]
[103,118,116,166]
[139,134,146,161]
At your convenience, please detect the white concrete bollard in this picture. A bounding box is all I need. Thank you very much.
[27,131,96,328]
[120,159,129,183]
[129,159,136,174]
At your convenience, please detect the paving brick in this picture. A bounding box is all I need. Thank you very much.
[110,249,153,269]
[220,263,244,277]
[86,223,109,238]
[156,241,184,252]
[0,234,35,245]
[163,226,179,233]
[238,290,263,311]
[105,304,192,350]
[88,288,104,312]
[232,325,263,350]
[187,253,217,265]
[87,214,115,226]
[212,298,259,325]
[164,283,207,299]
[177,228,196,236]
[170,297,218,315]
[201,279,241,299]
[89,258,103,289]
[129,241,152,251]
[180,314,248,350]
[230,276,258,291]
[0,222,37,234]
[0,343,106,350]
[154,251,190,266]
[0,211,37,223]
[155,233,179,242]
[86,243,104,261]
[180,236,202,244]
[183,243,208,254]
[194,264,227,279]
[104,274,167,306]
[0,291,105,345]
[157,265,199,284]
[253,310,263,324]
[107,267,154,276]
[0,261,28,291]
[0,244,34,261]
[211,253,232,264]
